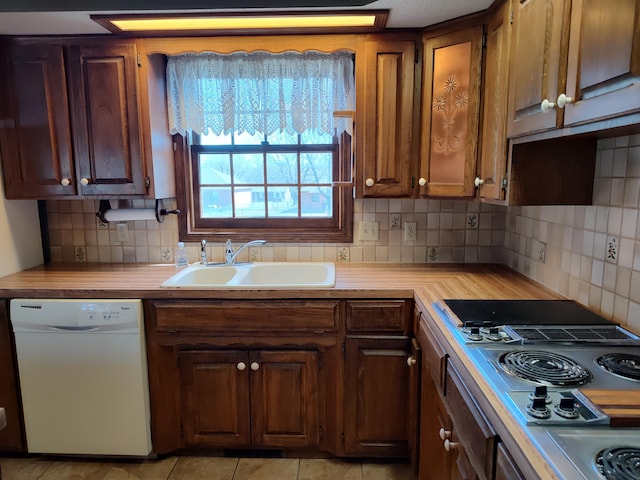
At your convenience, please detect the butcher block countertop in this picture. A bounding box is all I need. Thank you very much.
[0,262,565,479]
[0,262,561,300]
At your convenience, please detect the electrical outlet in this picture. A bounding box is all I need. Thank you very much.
[359,221,379,241]
[404,221,417,242]
[116,223,129,242]
[535,241,546,263]
[605,236,618,264]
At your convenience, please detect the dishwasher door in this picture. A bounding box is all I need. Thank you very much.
[10,299,152,456]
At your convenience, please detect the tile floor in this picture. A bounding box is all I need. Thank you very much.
[0,456,416,480]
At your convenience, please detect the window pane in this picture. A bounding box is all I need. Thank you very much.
[301,186,332,217]
[301,129,332,144]
[200,154,231,184]
[301,152,332,184]
[234,131,263,145]
[267,186,298,217]
[267,130,299,145]
[232,153,264,184]
[201,187,233,218]
[200,130,232,145]
[266,153,298,184]
[235,187,266,218]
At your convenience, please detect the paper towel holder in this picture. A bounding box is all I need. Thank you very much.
[96,199,180,224]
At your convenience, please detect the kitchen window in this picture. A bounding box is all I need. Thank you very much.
[168,50,354,243]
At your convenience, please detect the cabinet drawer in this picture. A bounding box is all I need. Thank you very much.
[346,300,410,332]
[150,300,339,332]
[446,362,496,480]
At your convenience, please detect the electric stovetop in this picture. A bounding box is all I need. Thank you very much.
[443,299,616,327]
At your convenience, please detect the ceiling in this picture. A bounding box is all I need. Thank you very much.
[0,0,491,35]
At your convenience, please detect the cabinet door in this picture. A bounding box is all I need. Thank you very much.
[419,349,452,480]
[495,443,526,480]
[344,336,411,456]
[506,0,570,137]
[420,26,483,198]
[0,41,76,198]
[478,2,511,201]
[0,300,25,452]
[249,350,320,448]
[178,350,251,448]
[355,36,417,198]
[67,41,146,196]
[563,0,640,126]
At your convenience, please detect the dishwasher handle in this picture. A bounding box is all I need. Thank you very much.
[48,325,100,332]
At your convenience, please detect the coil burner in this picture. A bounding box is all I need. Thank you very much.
[498,350,592,387]
[596,353,640,382]
[595,446,640,480]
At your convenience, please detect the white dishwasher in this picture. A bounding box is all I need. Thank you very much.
[10,299,152,456]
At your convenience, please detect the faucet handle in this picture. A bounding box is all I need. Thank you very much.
[225,239,234,252]
[201,239,207,247]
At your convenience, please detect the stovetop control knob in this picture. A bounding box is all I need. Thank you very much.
[466,327,483,342]
[553,397,580,419]
[486,327,502,341]
[526,397,552,419]
[528,385,551,404]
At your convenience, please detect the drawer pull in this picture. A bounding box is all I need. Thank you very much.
[444,439,458,452]
[251,362,260,371]
[439,428,451,440]
[237,362,246,371]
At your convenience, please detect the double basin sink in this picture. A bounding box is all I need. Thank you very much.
[161,262,336,289]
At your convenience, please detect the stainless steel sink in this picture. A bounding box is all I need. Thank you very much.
[160,262,336,289]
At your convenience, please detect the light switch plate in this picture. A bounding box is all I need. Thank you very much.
[359,221,379,241]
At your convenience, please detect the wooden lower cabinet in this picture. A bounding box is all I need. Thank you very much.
[343,336,413,456]
[179,349,320,449]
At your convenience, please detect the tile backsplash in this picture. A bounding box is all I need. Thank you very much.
[45,134,640,329]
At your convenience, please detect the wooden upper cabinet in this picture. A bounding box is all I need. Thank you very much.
[67,41,147,196]
[478,2,512,202]
[0,41,76,198]
[506,0,569,137]
[562,0,640,126]
[355,35,418,198]
[420,26,483,198]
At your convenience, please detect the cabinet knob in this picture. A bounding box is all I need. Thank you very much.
[439,428,451,440]
[474,177,484,188]
[365,178,375,187]
[556,93,573,108]
[407,357,417,367]
[540,98,555,113]
[250,362,260,371]
[444,439,458,452]
[80,178,90,186]
[60,178,71,186]
[237,362,246,371]
[418,177,427,186]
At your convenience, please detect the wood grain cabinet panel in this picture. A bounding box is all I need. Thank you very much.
[420,26,483,198]
[0,41,76,198]
[477,1,511,202]
[344,336,412,456]
[562,0,640,126]
[346,300,410,333]
[68,41,146,196]
[506,0,569,137]
[355,35,418,198]
[178,349,320,449]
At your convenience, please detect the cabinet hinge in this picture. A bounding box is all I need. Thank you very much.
[173,142,177,151]
[137,52,142,67]
[341,342,346,356]
[411,176,415,189]
[502,177,508,189]
[482,31,487,48]
[509,9,514,24]
[145,176,151,189]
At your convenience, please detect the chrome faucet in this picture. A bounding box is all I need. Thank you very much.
[200,239,208,265]
[225,239,267,265]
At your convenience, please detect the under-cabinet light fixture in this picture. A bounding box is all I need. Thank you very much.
[92,10,387,36]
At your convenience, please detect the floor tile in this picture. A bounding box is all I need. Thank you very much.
[361,462,414,480]
[167,456,238,480]
[298,458,362,480]
[232,458,299,480]
[0,457,54,480]
[102,456,178,480]
[37,460,111,480]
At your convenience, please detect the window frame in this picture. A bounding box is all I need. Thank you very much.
[175,131,353,243]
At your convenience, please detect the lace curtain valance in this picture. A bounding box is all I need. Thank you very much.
[166,50,355,137]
